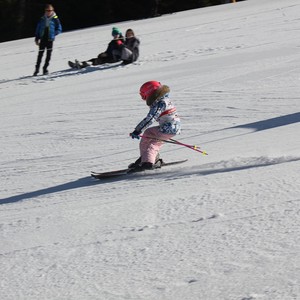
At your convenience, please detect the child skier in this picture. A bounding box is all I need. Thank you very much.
[129,81,181,171]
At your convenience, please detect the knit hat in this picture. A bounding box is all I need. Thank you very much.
[112,27,121,36]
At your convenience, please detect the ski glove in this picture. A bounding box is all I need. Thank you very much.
[130,130,141,139]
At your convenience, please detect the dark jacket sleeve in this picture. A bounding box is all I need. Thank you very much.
[54,16,62,35]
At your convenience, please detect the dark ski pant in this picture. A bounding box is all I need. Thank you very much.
[35,40,53,72]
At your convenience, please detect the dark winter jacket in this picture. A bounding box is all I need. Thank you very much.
[105,36,125,59]
[35,13,62,42]
[124,36,140,62]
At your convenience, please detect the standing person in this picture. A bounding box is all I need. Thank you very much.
[68,27,125,69]
[33,4,62,76]
[129,81,181,171]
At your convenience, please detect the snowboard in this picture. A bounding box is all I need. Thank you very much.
[91,159,188,179]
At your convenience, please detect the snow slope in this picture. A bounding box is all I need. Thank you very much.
[1,0,300,299]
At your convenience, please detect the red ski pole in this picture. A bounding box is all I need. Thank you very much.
[169,138,208,155]
[138,134,208,155]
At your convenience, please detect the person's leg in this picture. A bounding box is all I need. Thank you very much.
[139,127,174,164]
[121,47,133,61]
[80,61,90,68]
[112,49,122,62]
[86,58,97,65]
[90,52,110,65]
[34,43,46,75]
[43,41,53,74]
[89,56,108,65]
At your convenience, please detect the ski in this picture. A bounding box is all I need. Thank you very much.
[91,159,188,179]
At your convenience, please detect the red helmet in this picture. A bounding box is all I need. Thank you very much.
[139,81,161,100]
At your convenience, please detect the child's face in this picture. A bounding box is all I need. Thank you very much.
[45,7,54,16]
[126,31,134,38]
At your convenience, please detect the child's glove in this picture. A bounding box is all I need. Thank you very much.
[116,39,123,45]
[130,130,141,139]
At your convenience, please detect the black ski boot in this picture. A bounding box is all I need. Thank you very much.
[68,61,76,68]
[75,59,82,69]
[80,61,90,68]
[68,60,83,69]
[128,162,154,173]
[154,159,163,168]
[128,153,163,172]
[128,157,141,169]
[33,66,39,76]
[154,153,163,167]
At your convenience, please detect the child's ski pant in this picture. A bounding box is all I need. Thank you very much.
[139,126,175,164]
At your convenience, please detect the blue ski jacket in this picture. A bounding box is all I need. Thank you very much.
[35,13,62,42]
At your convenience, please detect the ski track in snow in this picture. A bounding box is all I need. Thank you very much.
[1,0,300,299]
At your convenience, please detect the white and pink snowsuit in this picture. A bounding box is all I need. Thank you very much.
[134,93,181,164]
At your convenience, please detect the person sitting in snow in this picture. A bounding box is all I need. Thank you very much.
[33,4,62,76]
[113,28,140,65]
[68,27,125,69]
[129,81,181,171]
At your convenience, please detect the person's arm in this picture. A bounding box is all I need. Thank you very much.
[34,19,42,45]
[130,102,164,139]
[54,16,62,35]
[134,101,165,133]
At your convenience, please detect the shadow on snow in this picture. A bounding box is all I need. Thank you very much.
[229,112,300,131]
[185,112,300,146]
[0,62,124,85]
[1,113,299,205]
[2,156,300,205]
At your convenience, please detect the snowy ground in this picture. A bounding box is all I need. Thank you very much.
[1,0,300,299]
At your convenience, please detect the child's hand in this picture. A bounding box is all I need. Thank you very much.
[116,39,123,45]
[130,131,141,139]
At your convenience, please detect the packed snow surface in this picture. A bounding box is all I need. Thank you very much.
[1,0,300,299]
